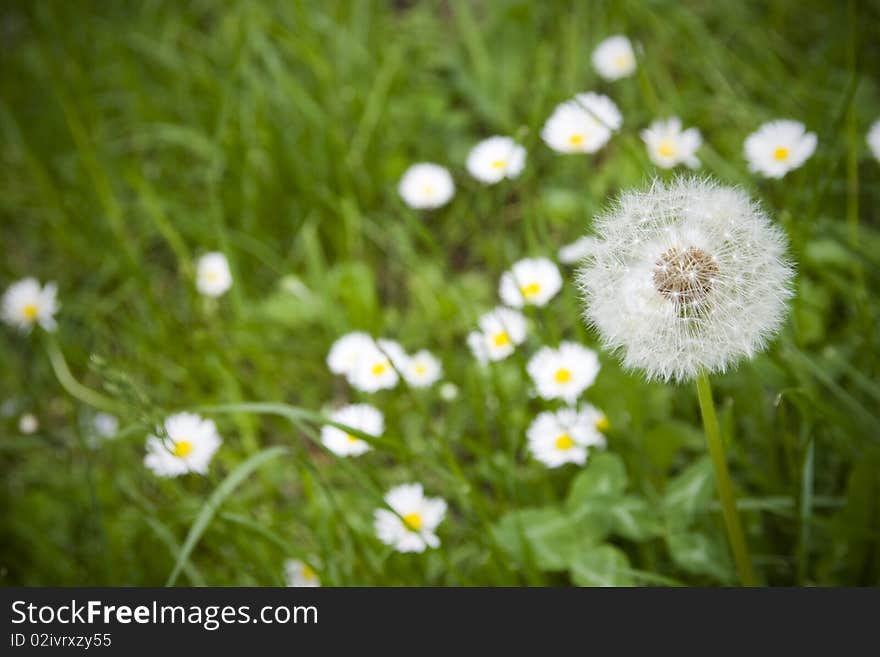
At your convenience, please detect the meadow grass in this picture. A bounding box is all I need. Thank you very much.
[1,0,879,586]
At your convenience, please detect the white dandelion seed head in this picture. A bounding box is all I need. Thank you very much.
[144,412,222,477]
[196,252,232,297]
[527,342,601,404]
[499,257,563,308]
[284,559,321,588]
[18,413,39,434]
[398,163,455,209]
[576,177,795,383]
[2,278,59,333]
[466,136,527,185]
[402,349,443,388]
[867,119,880,162]
[347,342,400,392]
[640,117,702,170]
[467,307,528,363]
[541,92,622,154]
[321,403,383,457]
[592,35,637,81]
[526,405,607,468]
[558,236,600,265]
[374,483,447,553]
[744,120,817,179]
[326,331,376,376]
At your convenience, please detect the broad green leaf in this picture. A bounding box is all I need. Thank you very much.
[566,453,628,507]
[663,456,714,528]
[609,496,663,541]
[569,544,633,587]
[667,531,732,583]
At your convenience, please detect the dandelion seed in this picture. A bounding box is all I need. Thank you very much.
[466,136,526,184]
[321,403,383,457]
[402,350,443,388]
[467,307,528,363]
[527,405,607,468]
[577,177,794,382]
[144,412,222,477]
[527,342,601,404]
[868,119,880,162]
[285,559,321,587]
[196,252,232,298]
[592,35,637,81]
[499,257,563,308]
[2,278,58,333]
[744,120,817,179]
[558,236,599,265]
[541,93,622,154]
[398,163,455,209]
[641,118,702,169]
[374,483,447,553]
[18,413,39,435]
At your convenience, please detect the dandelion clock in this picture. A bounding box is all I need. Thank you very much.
[577,177,795,585]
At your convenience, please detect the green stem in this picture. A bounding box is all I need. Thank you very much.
[44,335,124,413]
[695,371,759,586]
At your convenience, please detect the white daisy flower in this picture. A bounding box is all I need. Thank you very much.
[467,307,528,363]
[466,136,526,185]
[641,117,702,169]
[374,483,447,553]
[744,120,817,179]
[541,93,622,154]
[577,177,794,382]
[93,413,119,438]
[558,236,599,265]
[144,412,222,477]
[376,338,410,371]
[868,119,880,161]
[527,406,607,468]
[285,559,321,587]
[2,278,58,333]
[592,35,637,81]
[402,350,443,388]
[320,403,383,457]
[527,342,601,404]
[327,331,376,376]
[439,382,459,401]
[398,163,455,209]
[499,257,563,308]
[195,252,232,298]
[347,343,399,392]
[18,413,39,435]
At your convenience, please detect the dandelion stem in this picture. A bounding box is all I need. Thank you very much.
[695,370,759,586]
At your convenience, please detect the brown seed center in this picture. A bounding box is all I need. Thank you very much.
[652,246,719,305]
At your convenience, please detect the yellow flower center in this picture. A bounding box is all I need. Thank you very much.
[568,134,585,146]
[205,271,218,281]
[614,54,631,70]
[402,512,422,531]
[492,331,510,347]
[555,434,575,451]
[520,282,541,298]
[173,440,193,457]
[345,433,359,443]
[491,159,506,169]
[657,140,677,158]
[371,362,388,376]
[415,364,427,375]
[422,184,434,196]
[22,303,38,320]
[554,368,572,383]
[595,415,610,433]
[301,564,317,580]
[773,147,789,161]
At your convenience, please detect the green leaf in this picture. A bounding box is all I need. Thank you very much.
[569,544,633,587]
[667,531,732,583]
[566,453,628,507]
[609,496,662,541]
[663,456,714,528]
[166,446,289,586]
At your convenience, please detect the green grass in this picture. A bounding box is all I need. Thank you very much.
[1,0,879,586]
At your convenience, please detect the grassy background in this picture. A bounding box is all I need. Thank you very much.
[1,0,879,586]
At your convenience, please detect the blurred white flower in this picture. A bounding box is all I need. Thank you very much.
[541,93,622,154]
[527,405,607,468]
[499,257,563,308]
[641,117,702,169]
[196,252,232,297]
[592,35,637,81]
[327,331,375,376]
[577,177,794,382]
[348,343,399,392]
[527,342,600,404]
[374,483,447,553]
[144,412,222,477]
[467,307,528,363]
[285,559,321,587]
[744,120,816,178]
[93,413,119,438]
[398,163,455,209]
[466,136,526,184]
[402,350,443,388]
[376,338,410,371]
[18,413,39,434]
[868,119,880,161]
[321,403,383,457]
[2,278,58,333]
[558,236,599,265]
[439,382,459,401]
